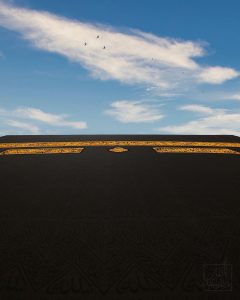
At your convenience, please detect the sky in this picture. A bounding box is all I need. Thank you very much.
[0,0,240,136]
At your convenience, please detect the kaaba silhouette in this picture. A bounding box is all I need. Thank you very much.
[0,135,239,299]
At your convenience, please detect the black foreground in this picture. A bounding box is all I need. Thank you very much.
[0,135,240,300]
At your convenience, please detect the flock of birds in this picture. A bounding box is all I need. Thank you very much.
[84,35,156,61]
[84,35,106,49]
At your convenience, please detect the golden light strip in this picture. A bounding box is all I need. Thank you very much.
[0,147,84,156]
[153,147,240,155]
[0,140,240,149]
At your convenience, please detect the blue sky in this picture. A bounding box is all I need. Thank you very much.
[0,0,240,135]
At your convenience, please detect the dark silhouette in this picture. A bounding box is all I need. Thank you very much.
[0,134,239,299]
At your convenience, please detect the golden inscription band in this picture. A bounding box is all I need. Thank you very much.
[153,147,240,155]
[0,140,239,156]
[0,147,84,156]
[0,141,240,149]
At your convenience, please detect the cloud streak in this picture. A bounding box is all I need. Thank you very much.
[198,67,239,84]
[159,104,240,136]
[227,93,240,101]
[0,106,87,134]
[15,107,87,129]
[0,1,239,92]
[105,100,164,123]
[6,120,40,134]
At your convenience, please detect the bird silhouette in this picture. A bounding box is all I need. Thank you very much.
[84,42,87,46]
[103,46,106,49]
[96,35,100,38]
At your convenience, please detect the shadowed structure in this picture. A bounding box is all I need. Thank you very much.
[0,135,239,299]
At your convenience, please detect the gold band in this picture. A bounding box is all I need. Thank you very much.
[153,147,240,155]
[0,147,84,156]
[0,140,240,149]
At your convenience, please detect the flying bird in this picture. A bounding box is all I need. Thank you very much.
[96,35,100,38]
[103,46,106,49]
[84,42,87,46]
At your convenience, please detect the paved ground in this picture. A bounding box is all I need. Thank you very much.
[0,135,240,300]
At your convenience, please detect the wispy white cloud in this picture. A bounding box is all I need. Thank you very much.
[15,107,87,129]
[105,100,164,123]
[198,67,239,84]
[0,106,87,134]
[159,104,240,136]
[226,93,240,101]
[0,1,238,93]
[6,120,40,134]
[179,104,224,115]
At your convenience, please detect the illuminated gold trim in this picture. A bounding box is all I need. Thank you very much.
[153,147,240,155]
[0,147,84,156]
[0,141,240,149]
[109,147,128,153]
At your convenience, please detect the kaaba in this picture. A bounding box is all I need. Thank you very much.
[0,134,240,299]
